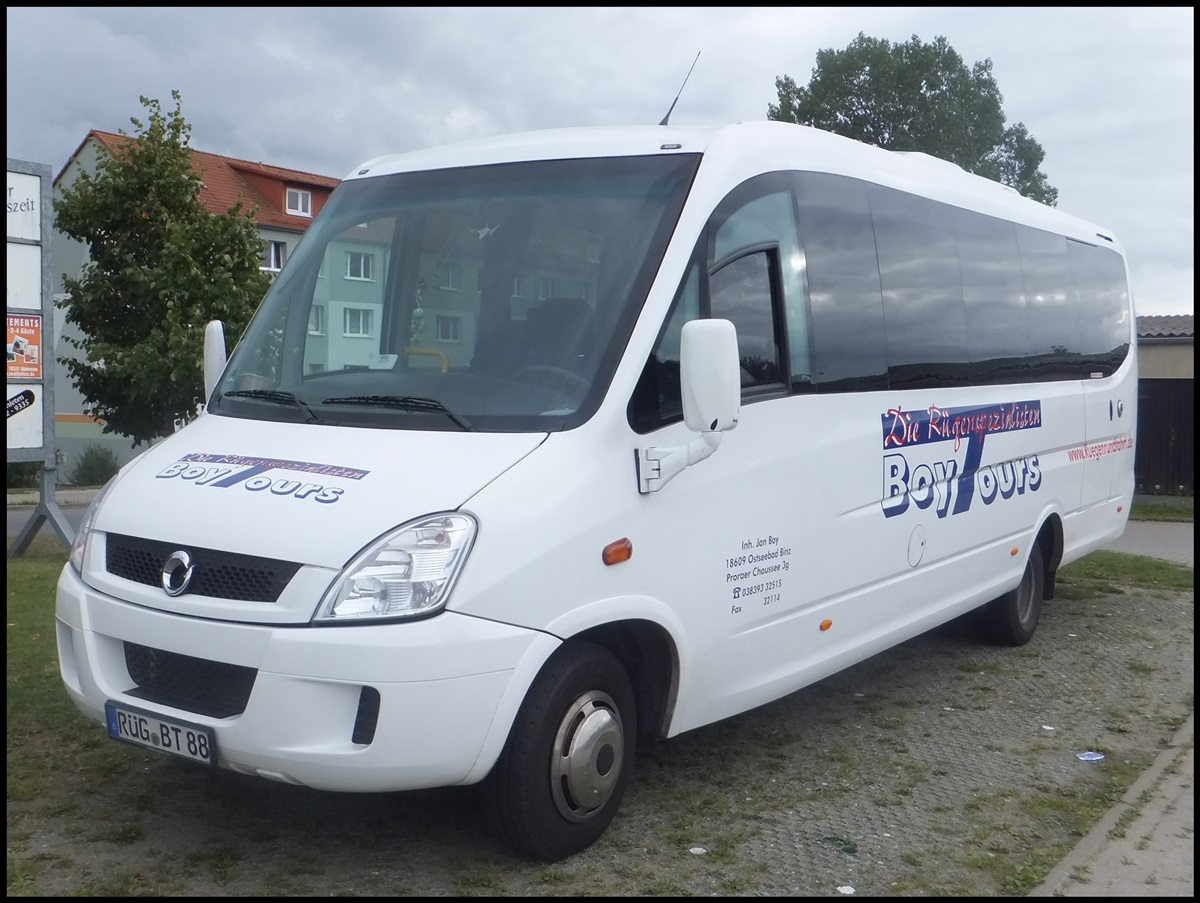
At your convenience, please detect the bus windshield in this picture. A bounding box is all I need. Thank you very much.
[212,154,699,432]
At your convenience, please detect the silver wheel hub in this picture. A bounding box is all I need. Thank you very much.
[550,690,624,823]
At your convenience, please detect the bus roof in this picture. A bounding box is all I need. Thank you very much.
[344,121,1119,249]
[345,124,720,178]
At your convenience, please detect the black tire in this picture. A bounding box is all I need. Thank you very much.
[483,642,636,861]
[980,543,1045,646]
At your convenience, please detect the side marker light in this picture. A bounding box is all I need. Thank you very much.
[602,538,633,566]
[820,619,833,632]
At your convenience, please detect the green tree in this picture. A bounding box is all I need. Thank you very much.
[54,90,272,445]
[768,33,1058,205]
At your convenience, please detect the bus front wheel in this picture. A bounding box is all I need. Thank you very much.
[483,642,636,861]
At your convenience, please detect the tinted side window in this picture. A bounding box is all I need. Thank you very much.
[1068,240,1132,375]
[1100,245,1132,372]
[630,170,1134,430]
[796,173,887,392]
[1069,239,1113,370]
[952,208,1033,385]
[1016,225,1085,379]
[710,250,782,387]
[870,186,970,389]
[713,187,812,390]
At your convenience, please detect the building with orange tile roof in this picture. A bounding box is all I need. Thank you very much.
[49,131,341,478]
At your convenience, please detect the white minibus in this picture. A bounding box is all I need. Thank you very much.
[56,120,1136,860]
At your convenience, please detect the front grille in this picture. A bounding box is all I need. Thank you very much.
[124,642,256,718]
[106,533,300,603]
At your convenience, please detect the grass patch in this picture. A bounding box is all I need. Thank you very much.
[1130,499,1194,522]
[1055,551,1194,600]
[6,537,143,801]
[206,847,242,885]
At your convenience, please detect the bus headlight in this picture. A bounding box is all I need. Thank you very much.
[313,513,477,623]
[69,477,118,575]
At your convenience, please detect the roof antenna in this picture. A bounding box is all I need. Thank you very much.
[659,51,701,127]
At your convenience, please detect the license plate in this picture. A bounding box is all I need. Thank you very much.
[105,701,216,766]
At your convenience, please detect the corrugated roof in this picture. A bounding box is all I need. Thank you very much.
[58,130,341,233]
[1137,315,1194,339]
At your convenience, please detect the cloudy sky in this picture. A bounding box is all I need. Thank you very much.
[7,6,1193,316]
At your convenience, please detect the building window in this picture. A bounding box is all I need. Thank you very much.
[512,275,525,298]
[286,188,312,217]
[308,362,326,374]
[307,305,325,335]
[539,276,559,300]
[344,307,373,337]
[437,262,461,291]
[261,240,286,272]
[346,251,374,281]
[436,314,462,343]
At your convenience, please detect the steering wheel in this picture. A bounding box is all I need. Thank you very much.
[513,365,590,397]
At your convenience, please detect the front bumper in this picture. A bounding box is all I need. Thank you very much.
[55,564,556,792]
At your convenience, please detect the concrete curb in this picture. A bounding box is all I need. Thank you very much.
[1028,712,1195,897]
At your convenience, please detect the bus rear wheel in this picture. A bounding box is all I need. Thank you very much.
[980,543,1045,646]
[483,642,636,861]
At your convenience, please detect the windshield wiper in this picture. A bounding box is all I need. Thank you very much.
[322,395,475,431]
[222,389,323,423]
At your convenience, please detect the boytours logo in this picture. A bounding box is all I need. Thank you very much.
[155,453,369,504]
[880,400,1042,519]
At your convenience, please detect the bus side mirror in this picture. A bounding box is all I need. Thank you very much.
[681,318,740,433]
[204,320,227,402]
[636,318,741,494]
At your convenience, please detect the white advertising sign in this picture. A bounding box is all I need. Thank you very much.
[7,171,41,241]
[6,384,43,448]
[6,241,41,310]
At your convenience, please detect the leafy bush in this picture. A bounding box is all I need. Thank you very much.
[7,461,40,489]
[66,444,119,487]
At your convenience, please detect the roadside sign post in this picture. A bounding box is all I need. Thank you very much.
[8,158,74,555]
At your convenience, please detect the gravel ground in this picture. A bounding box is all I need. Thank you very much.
[9,583,1193,896]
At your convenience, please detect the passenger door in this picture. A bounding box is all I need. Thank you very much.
[629,174,825,731]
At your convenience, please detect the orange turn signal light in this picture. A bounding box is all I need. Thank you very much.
[1010,547,1019,557]
[602,538,633,566]
[820,619,833,632]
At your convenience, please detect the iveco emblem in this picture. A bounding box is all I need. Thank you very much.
[162,550,195,596]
